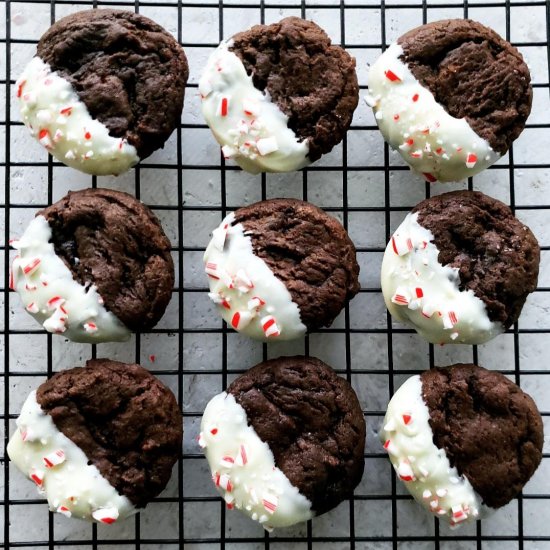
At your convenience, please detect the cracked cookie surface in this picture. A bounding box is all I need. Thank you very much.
[40,188,174,332]
[231,17,359,161]
[421,364,543,508]
[413,190,539,328]
[37,9,188,159]
[398,19,531,155]
[227,356,366,514]
[36,359,182,508]
[234,198,360,330]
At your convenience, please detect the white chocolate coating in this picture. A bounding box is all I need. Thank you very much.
[17,57,139,176]
[367,43,499,183]
[199,41,310,174]
[381,212,502,345]
[203,212,306,341]
[11,215,130,343]
[7,391,136,524]
[381,376,490,527]
[200,392,313,530]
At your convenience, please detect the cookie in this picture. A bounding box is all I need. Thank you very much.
[7,359,182,523]
[200,356,366,529]
[199,17,358,173]
[10,188,174,343]
[203,199,360,340]
[381,364,543,526]
[367,19,531,182]
[381,191,539,344]
[16,9,188,175]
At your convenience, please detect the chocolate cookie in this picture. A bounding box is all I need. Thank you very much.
[367,19,531,182]
[7,359,182,523]
[203,198,360,340]
[200,356,366,529]
[10,188,174,343]
[381,190,539,345]
[199,17,358,173]
[381,364,543,526]
[16,9,188,175]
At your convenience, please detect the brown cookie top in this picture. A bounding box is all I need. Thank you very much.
[230,17,359,161]
[36,359,182,508]
[37,9,188,160]
[398,19,531,154]
[413,190,539,328]
[234,199,360,331]
[421,364,543,508]
[227,356,365,515]
[39,188,174,332]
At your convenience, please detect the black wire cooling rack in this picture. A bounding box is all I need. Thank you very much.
[2,0,550,548]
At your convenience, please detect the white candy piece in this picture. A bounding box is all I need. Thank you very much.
[367,43,499,182]
[381,376,490,526]
[201,392,313,529]
[199,41,310,174]
[203,212,306,341]
[7,391,136,523]
[381,212,502,345]
[17,57,139,176]
[11,216,130,343]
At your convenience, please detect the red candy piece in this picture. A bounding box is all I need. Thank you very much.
[384,70,401,82]
[17,80,26,98]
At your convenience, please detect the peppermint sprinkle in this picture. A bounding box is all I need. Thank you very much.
[26,302,39,314]
[256,137,279,156]
[219,97,229,117]
[262,496,278,514]
[236,444,248,466]
[466,152,478,168]
[92,507,119,525]
[30,468,44,486]
[231,310,253,330]
[220,456,235,468]
[43,449,66,468]
[57,505,72,517]
[83,322,98,334]
[396,461,415,482]
[247,296,265,311]
[23,257,41,275]
[391,236,413,256]
[261,315,280,338]
[38,128,52,148]
[242,98,259,116]
[384,70,401,82]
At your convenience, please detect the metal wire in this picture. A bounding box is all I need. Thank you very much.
[2,0,550,548]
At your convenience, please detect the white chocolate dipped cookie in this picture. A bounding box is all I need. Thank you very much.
[200,356,366,530]
[367,19,531,182]
[381,191,539,345]
[381,365,543,526]
[8,360,182,524]
[16,9,188,175]
[203,199,359,341]
[199,17,358,173]
[10,189,174,343]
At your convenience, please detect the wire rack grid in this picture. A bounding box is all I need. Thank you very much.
[1,0,550,548]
